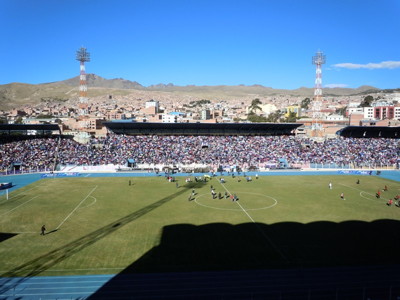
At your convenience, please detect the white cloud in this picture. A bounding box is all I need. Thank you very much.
[333,61,400,69]
[324,83,348,88]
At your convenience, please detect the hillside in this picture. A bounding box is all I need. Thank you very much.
[54,74,144,90]
[0,74,381,110]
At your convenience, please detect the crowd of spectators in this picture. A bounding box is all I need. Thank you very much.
[0,134,399,172]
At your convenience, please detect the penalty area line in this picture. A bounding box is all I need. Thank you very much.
[0,196,39,217]
[56,185,98,230]
[339,183,391,201]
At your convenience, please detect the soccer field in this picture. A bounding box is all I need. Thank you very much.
[0,174,400,277]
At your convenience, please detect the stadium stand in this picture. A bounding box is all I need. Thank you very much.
[337,125,400,138]
[103,121,302,136]
[0,124,61,136]
[0,124,399,173]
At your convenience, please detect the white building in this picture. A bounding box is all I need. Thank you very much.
[246,103,278,115]
[395,107,400,119]
[145,100,160,113]
[162,114,178,123]
[363,106,400,120]
[325,114,344,121]
[348,102,362,108]
[201,109,211,120]
[363,107,374,119]
[347,107,364,115]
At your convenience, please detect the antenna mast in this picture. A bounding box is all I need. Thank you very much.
[76,47,91,115]
[311,50,326,136]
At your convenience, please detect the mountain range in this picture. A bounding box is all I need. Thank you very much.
[0,74,384,110]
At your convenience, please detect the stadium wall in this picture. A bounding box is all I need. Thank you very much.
[54,162,399,173]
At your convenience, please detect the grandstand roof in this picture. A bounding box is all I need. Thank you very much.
[104,122,302,136]
[0,124,61,135]
[337,126,400,138]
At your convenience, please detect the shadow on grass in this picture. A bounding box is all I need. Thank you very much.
[0,182,203,294]
[45,229,58,235]
[110,219,400,272]
[89,220,400,299]
[0,232,17,243]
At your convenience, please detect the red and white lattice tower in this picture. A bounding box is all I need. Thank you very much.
[76,47,90,115]
[311,50,326,136]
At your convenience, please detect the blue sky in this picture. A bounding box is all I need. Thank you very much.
[1,0,399,89]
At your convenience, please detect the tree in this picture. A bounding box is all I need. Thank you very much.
[336,106,347,116]
[247,113,268,123]
[266,110,283,123]
[301,98,311,109]
[14,116,23,124]
[360,95,374,107]
[249,98,262,113]
[284,111,298,122]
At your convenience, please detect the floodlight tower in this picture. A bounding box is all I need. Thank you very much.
[311,50,326,136]
[76,47,90,115]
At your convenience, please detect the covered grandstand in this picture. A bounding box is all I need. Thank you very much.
[337,126,400,138]
[104,122,302,136]
[0,124,61,136]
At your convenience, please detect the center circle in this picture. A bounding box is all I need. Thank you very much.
[194,192,277,211]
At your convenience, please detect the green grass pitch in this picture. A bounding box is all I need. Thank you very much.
[0,174,400,277]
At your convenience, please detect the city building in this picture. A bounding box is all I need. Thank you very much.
[201,109,211,120]
[284,105,301,118]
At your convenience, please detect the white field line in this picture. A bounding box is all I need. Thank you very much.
[218,181,289,262]
[56,186,98,230]
[0,196,39,217]
[0,184,44,203]
[234,199,256,222]
[77,196,97,210]
[217,183,256,222]
[339,183,391,201]
[194,192,278,211]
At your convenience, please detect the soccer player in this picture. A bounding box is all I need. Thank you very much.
[329,182,332,189]
[340,192,344,200]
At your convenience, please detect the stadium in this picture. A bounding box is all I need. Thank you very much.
[0,123,400,299]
